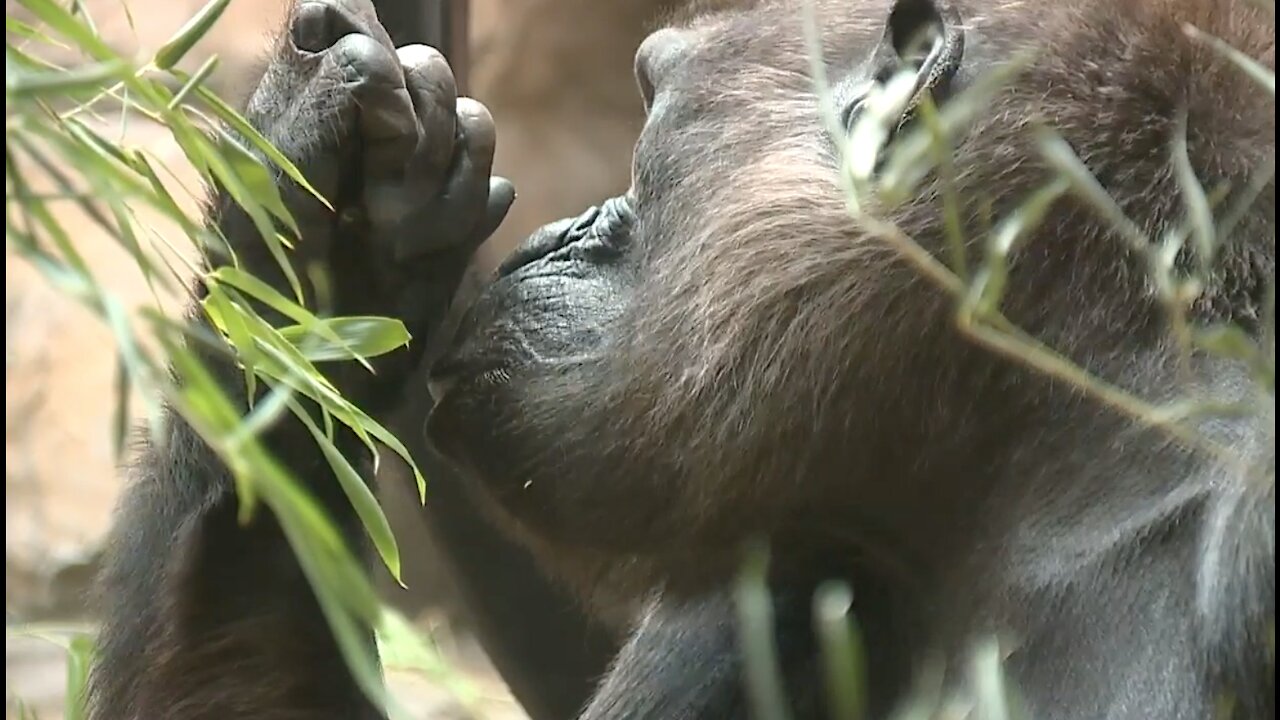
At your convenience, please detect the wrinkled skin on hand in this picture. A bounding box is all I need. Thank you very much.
[222,0,514,406]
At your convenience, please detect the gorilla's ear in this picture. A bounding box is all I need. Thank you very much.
[842,0,964,127]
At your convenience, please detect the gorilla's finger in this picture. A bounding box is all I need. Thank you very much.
[398,44,458,185]
[454,99,499,180]
[442,99,499,216]
[474,177,516,243]
[410,99,498,250]
[388,104,497,259]
[325,34,418,196]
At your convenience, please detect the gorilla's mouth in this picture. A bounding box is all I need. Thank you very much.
[496,194,636,276]
[426,194,636,403]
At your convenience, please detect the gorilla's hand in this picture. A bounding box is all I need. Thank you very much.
[216,0,512,406]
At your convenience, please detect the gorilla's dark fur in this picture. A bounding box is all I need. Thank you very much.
[89,0,1274,719]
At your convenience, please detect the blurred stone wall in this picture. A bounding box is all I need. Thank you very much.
[5,0,673,620]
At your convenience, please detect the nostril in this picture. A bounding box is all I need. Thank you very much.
[634,27,692,112]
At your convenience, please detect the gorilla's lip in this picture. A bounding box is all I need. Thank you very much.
[428,194,635,404]
[496,193,635,276]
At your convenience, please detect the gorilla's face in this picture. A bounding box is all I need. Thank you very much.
[424,0,971,503]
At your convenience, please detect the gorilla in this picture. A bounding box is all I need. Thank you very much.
[87,0,1275,719]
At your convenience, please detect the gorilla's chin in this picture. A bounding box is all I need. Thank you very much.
[426,194,636,406]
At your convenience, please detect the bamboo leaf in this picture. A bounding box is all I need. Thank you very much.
[192,82,334,210]
[153,0,231,70]
[167,54,219,110]
[216,131,301,237]
[7,60,127,98]
[279,317,411,362]
[15,0,116,61]
[293,400,404,585]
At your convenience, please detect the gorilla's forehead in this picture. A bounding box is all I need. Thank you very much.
[670,0,889,77]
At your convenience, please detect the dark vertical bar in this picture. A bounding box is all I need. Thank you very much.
[371,0,470,93]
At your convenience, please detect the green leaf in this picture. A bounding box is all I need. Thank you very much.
[216,130,301,238]
[182,128,303,300]
[6,59,127,99]
[161,337,261,517]
[208,301,379,455]
[167,54,219,110]
[376,606,483,713]
[812,581,867,720]
[1170,113,1216,271]
[1183,23,1275,95]
[63,632,96,720]
[279,317,411,362]
[1196,324,1263,360]
[6,15,62,46]
[133,152,205,240]
[1038,127,1150,254]
[211,267,376,371]
[153,0,231,70]
[202,287,260,400]
[292,400,404,585]
[112,356,131,458]
[16,0,117,62]
[1195,324,1275,393]
[210,265,316,326]
[964,177,1070,320]
[345,406,427,504]
[734,543,794,720]
[192,83,333,210]
[972,638,1015,720]
[6,44,62,74]
[160,337,387,711]
[6,138,93,274]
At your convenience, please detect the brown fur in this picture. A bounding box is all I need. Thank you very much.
[87,0,1275,717]
[438,0,1273,715]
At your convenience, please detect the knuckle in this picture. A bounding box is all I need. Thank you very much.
[329,34,403,88]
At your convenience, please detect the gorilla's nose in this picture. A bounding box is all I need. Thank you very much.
[634,27,693,111]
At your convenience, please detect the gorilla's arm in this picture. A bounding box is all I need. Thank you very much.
[87,2,510,717]
[578,589,826,720]
[407,417,622,720]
